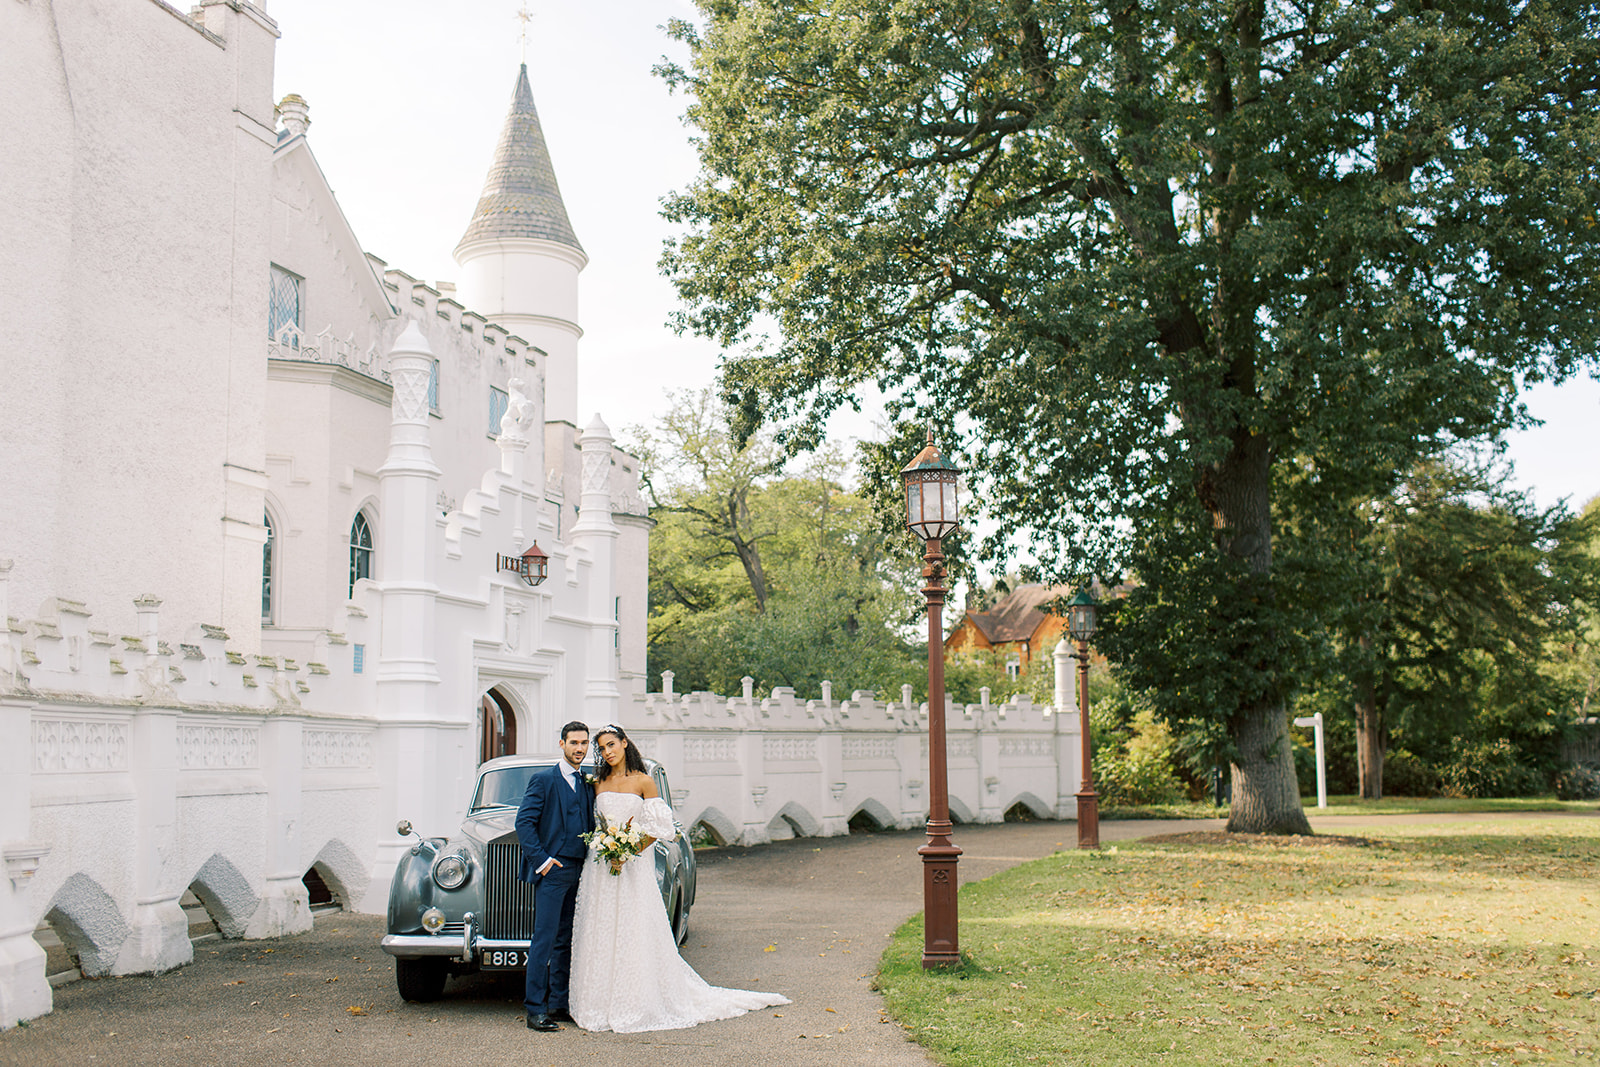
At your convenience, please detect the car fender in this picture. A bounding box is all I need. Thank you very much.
[386,838,444,934]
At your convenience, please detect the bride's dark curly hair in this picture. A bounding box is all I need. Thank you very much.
[592,723,647,781]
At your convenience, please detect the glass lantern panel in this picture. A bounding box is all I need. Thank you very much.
[1069,603,1096,641]
[905,481,923,527]
[908,475,959,540]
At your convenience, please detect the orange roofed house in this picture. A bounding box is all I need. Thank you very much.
[944,583,1073,679]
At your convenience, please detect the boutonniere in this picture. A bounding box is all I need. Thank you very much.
[583,773,599,785]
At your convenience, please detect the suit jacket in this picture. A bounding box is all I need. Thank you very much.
[514,763,595,882]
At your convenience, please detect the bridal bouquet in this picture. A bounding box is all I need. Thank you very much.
[583,816,644,875]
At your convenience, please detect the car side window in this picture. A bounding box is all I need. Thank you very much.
[653,767,672,810]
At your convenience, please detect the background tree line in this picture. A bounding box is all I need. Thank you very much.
[632,389,927,700]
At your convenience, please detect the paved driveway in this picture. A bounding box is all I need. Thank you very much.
[5,818,1212,1067]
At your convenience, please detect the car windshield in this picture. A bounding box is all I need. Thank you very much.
[471,765,543,810]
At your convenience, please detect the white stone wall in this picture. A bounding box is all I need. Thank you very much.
[623,683,1083,847]
[0,0,279,647]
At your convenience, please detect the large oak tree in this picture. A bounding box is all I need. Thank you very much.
[660,0,1600,832]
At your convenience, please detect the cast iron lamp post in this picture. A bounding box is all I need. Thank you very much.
[901,432,962,968]
[1068,588,1100,849]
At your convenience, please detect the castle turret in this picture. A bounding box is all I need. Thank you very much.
[454,64,586,427]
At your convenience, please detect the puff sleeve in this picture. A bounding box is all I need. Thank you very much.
[638,796,678,841]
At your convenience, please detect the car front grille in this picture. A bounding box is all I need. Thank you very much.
[484,837,535,941]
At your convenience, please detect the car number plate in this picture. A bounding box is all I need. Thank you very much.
[480,949,528,969]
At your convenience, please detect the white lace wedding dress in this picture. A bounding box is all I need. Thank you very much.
[569,791,789,1033]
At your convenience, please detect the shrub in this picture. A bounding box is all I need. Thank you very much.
[1553,763,1600,801]
[1382,749,1440,798]
[1094,709,1187,806]
[1438,737,1541,798]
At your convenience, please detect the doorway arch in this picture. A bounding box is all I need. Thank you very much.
[479,687,518,764]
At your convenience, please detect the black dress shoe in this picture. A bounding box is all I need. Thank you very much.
[549,1008,575,1023]
[527,1012,560,1031]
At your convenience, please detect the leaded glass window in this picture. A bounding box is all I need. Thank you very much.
[428,359,440,413]
[269,265,302,343]
[349,512,373,596]
[488,386,509,436]
[262,512,275,623]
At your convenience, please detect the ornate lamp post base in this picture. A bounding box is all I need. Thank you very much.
[919,821,963,967]
[1076,789,1100,850]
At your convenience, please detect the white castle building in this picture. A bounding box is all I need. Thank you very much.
[0,0,1084,1030]
[0,0,653,1026]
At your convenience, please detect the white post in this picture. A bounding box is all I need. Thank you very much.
[1052,638,1080,819]
[1054,638,1075,715]
[1293,712,1327,809]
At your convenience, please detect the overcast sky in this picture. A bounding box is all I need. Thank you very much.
[267,0,1599,514]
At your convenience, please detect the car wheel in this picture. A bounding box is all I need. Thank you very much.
[396,956,448,1002]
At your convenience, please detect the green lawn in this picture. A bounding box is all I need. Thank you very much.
[1304,796,1600,818]
[1101,795,1598,820]
[877,816,1600,1066]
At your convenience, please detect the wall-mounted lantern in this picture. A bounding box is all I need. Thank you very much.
[497,542,549,587]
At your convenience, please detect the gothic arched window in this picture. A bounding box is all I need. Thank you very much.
[349,512,373,596]
[262,511,275,623]
[269,264,302,343]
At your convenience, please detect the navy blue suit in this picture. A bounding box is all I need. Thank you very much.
[514,762,594,1016]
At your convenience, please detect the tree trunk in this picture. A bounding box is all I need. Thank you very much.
[1227,698,1313,835]
[1354,652,1384,799]
[725,489,769,612]
[1355,708,1385,800]
[1200,431,1313,835]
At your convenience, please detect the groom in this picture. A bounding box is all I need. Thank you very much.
[515,720,594,1032]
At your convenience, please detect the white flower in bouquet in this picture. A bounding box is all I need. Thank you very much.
[581,814,646,876]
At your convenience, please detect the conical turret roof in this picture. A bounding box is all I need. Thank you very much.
[456,64,583,255]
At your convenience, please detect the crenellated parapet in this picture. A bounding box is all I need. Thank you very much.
[0,555,389,724]
[380,270,546,386]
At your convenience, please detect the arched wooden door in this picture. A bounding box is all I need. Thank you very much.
[479,688,517,764]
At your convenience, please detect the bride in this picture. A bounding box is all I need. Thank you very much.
[569,723,789,1033]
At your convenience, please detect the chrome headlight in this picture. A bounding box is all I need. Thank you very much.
[433,853,469,890]
[420,906,446,933]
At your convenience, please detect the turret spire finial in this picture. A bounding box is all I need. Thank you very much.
[515,2,533,64]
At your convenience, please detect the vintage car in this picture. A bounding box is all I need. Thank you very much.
[379,753,696,1002]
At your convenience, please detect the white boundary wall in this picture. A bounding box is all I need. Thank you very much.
[627,679,1082,846]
